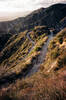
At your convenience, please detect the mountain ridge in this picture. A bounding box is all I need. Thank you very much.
[0,3,66,35]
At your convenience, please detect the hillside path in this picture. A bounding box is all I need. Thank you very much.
[0,31,54,87]
[18,32,35,61]
[26,31,53,77]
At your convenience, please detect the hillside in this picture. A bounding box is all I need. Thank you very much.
[0,28,66,100]
[0,3,66,53]
[0,26,49,78]
[0,3,66,100]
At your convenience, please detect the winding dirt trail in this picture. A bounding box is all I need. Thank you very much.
[19,33,35,61]
[27,33,35,45]
[0,31,54,87]
[26,33,35,54]
[26,31,53,77]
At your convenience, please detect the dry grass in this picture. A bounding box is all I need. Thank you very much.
[0,28,66,100]
[0,70,65,100]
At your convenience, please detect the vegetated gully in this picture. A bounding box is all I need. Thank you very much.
[0,31,53,87]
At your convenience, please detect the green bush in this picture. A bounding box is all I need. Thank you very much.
[49,40,56,49]
[35,46,42,51]
[51,47,60,59]
[57,28,66,44]
[58,37,63,44]
[54,54,66,71]
[57,54,66,68]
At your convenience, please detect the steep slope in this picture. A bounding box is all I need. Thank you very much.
[60,17,66,28]
[0,3,66,52]
[0,3,66,100]
[41,28,66,73]
[0,28,65,100]
[0,3,66,35]
[26,31,53,77]
[0,26,49,78]
[0,33,12,52]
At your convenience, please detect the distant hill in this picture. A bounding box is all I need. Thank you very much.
[0,3,66,35]
[0,11,31,22]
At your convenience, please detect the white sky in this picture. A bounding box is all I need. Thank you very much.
[0,0,65,12]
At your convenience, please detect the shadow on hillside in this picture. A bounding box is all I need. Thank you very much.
[0,63,33,88]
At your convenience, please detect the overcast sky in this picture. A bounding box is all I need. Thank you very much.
[0,0,66,12]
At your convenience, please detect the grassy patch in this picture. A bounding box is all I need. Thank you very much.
[49,40,56,50]
[54,53,66,71]
[56,28,66,44]
[50,47,60,60]
[29,26,49,42]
